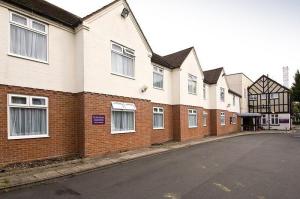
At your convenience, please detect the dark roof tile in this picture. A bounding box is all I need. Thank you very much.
[203,67,224,84]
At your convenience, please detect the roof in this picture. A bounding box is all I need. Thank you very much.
[151,47,193,69]
[1,0,82,28]
[228,89,242,98]
[226,72,253,83]
[203,67,224,84]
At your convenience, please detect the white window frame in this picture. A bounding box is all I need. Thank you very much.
[249,95,257,101]
[270,93,279,99]
[220,87,225,102]
[203,83,207,100]
[203,111,208,127]
[9,12,49,63]
[188,109,198,128]
[270,114,279,125]
[220,112,226,126]
[153,107,164,129]
[188,74,197,95]
[233,95,236,106]
[231,114,237,124]
[8,94,49,140]
[111,42,135,79]
[111,102,136,134]
[153,66,164,90]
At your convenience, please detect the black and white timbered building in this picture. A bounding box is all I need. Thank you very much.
[248,75,291,130]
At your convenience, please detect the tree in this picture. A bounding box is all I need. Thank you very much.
[291,70,300,102]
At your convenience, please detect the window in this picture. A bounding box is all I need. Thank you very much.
[262,115,267,125]
[270,114,279,125]
[153,107,164,129]
[233,95,236,106]
[153,66,164,89]
[220,112,225,126]
[188,74,197,95]
[10,12,48,62]
[111,42,135,78]
[188,109,197,128]
[8,94,48,139]
[261,94,267,100]
[203,111,207,127]
[203,84,207,100]
[220,87,225,102]
[111,102,136,133]
[249,95,257,100]
[270,93,279,99]
[230,114,237,124]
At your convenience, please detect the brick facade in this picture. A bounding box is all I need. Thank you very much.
[209,109,241,136]
[0,85,80,165]
[0,85,241,165]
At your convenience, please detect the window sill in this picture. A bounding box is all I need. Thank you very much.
[8,53,49,65]
[111,130,136,134]
[188,93,197,96]
[153,128,165,130]
[203,125,207,127]
[153,87,164,91]
[8,134,49,140]
[189,126,198,129]
[111,73,135,80]
[220,124,226,126]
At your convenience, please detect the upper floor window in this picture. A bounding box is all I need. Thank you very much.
[188,74,197,95]
[8,94,48,139]
[270,93,279,99]
[10,12,48,62]
[261,94,267,100]
[233,95,236,106]
[111,42,135,78]
[220,87,225,102]
[249,95,257,100]
[153,66,164,89]
[203,83,206,100]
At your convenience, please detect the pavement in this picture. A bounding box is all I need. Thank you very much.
[0,130,298,199]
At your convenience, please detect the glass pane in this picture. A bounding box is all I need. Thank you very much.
[112,111,134,131]
[10,108,47,136]
[32,98,46,105]
[154,114,163,128]
[112,44,122,52]
[153,73,163,88]
[11,96,27,104]
[111,52,134,77]
[32,21,46,32]
[10,25,47,61]
[12,14,27,25]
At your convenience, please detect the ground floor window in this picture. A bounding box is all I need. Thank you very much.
[220,112,225,126]
[111,102,136,133]
[203,111,207,127]
[8,94,48,139]
[230,114,237,124]
[262,115,267,125]
[153,107,164,129]
[188,109,197,128]
[270,114,279,125]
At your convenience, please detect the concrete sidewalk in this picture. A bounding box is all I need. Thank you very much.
[0,131,289,191]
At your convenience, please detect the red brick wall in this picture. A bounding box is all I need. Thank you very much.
[209,109,241,136]
[0,85,80,165]
[82,93,152,157]
[151,103,173,144]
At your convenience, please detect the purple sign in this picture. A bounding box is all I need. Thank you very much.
[92,115,105,125]
[279,119,289,124]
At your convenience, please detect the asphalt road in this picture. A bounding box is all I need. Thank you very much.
[2,133,300,199]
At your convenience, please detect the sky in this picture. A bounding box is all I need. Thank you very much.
[47,0,300,87]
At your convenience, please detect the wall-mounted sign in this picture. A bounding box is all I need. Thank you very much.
[92,115,105,125]
[279,119,289,124]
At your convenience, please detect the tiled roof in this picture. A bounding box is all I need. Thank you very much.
[203,67,224,84]
[2,0,82,28]
[152,47,193,69]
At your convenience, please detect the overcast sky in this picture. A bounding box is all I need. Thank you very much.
[47,0,300,87]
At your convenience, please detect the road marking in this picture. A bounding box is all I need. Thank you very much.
[164,192,180,199]
[213,183,231,192]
